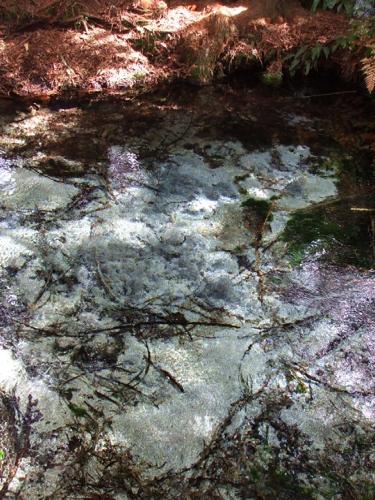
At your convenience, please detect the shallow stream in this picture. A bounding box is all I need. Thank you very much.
[0,85,374,498]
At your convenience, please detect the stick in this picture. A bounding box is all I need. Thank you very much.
[297,90,357,99]
[350,207,375,212]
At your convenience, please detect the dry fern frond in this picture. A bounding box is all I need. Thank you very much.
[362,53,375,93]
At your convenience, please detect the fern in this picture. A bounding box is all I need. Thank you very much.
[312,0,355,16]
[362,53,375,92]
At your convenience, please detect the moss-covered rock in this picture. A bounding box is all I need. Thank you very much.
[282,207,373,267]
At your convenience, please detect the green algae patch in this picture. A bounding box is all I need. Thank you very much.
[69,404,88,418]
[261,71,283,88]
[241,197,274,245]
[282,212,343,247]
[241,197,273,221]
[282,208,373,268]
[309,152,374,192]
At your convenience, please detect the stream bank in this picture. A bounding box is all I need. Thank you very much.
[1,0,373,101]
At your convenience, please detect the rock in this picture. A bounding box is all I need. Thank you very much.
[0,163,79,211]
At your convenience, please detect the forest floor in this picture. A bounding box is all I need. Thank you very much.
[0,0,360,100]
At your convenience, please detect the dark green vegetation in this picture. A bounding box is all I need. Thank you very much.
[241,197,273,221]
[283,141,374,268]
[282,205,374,267]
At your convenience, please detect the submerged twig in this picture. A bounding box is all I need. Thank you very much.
[147,357,185,394]
[284,361,373,398]
[297,90,357,99]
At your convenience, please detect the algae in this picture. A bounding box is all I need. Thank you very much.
[282,208,373,268]
[261,71,283,88]
[241,197,273,221]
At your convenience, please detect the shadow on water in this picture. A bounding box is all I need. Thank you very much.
[1,83,374,271]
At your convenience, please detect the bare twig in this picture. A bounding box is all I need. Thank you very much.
[297,90,357,99]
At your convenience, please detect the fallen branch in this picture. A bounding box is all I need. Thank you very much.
[297,90,357,99]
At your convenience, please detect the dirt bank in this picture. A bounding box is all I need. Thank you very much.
[0,0,366,100]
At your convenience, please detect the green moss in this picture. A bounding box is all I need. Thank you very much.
[241,197,272,220]
[249,464,315,498]
[69,403,88,418]
[261,71,283,88]
[313,155,357,179]
[270,275,283,284]
[310,152,374,188]
[272,468,315,498]
[288,247,305,267]
[282,209,373,268]
[308,156,340,176]
[361,483,375,500]
[282,212,343,248]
